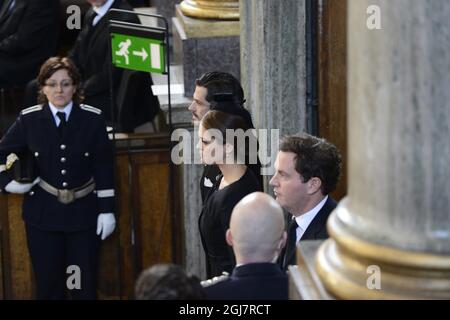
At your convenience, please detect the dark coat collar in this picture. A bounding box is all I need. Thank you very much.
[232,263,284,278]
[87,0,124,43]
[0,0,24,24]
[281,196,337,268]
[39,103,83,141]
[301,196,337,240]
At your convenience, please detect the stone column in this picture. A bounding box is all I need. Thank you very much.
[240,0,307,188]
[316,0,450,299]
[181,128,207,279]
[172,3,240,97]
[152,0,182,23]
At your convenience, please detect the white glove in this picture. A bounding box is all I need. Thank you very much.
[5,177,40,194]
[96,213,116,240]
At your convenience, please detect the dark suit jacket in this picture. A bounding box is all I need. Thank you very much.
[0,0,60,87]
[204,263,289,300]
[0,103,115,232]
[280,196,337,270]
[68,0,138,122]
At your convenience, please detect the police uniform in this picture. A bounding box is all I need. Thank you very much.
[202,263,288,300]
[0,103,115,299]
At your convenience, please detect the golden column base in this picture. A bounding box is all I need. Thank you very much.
[316,203,450,299]
[180,0,239,20]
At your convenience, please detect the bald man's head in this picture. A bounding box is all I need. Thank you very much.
[226,192,287,264]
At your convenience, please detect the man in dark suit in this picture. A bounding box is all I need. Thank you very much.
[270,133,342,271]
[0,0,60,87]
[68,0,139,123]
[203,192,288,300]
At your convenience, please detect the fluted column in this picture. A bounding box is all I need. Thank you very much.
[180,0,239,20]
[316,0,450,299]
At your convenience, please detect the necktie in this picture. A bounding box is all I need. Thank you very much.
[56,112,67,138]
[84,11,98,40]
[283,218,299,269]
[90,10,99,26]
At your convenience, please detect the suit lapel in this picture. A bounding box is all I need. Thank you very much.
[87,15,105,46]
[0,0,13,22]
[301,197,337,240]
[39,103,82,143]
[279,197,337,269]
[38,104,61,147]
[88,0,122,48]
[39,103,58,131]
[64,104,82,142]
[2,0,25,23]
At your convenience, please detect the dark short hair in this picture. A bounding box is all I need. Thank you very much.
[195,71,255,129]
[279,134,342,195]
[135,264,205,300]
[37,56,83,105]
[195,71,244,106]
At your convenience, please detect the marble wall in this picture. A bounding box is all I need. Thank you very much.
[240,0,308,190]
[152,0,182,30]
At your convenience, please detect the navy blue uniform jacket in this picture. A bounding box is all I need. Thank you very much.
[0,103,115,232]
[205,263,288,300]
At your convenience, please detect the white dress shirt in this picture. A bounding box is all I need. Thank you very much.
[293,195,329,243]
[92,0,115,26]
[48,101,73,126]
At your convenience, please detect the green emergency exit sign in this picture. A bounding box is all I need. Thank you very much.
[111,33,165,74]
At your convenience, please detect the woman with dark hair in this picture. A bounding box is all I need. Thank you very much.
[198,110,262,278]
[189,71,262,203]
[0,56,115,299]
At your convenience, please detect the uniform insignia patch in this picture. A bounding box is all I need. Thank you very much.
[21,104,43,115]
[80,104,102,114]
[200,272,230,288]
[6,153,19,170]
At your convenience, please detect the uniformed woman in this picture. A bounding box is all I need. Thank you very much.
[0,57,116,299]
[198,109,262,278]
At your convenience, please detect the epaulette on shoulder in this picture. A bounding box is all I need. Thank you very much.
[80,104,102,115]
[21,104,43,115]
[201,272,230,288]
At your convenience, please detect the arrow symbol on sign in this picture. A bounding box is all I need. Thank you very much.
[132,48,148,61]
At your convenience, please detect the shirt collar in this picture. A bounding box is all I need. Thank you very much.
[294,195,328,232]
[48,101,73,123]
[92,0,115,25]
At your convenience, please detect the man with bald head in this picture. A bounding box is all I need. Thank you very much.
[203,192,288,300]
